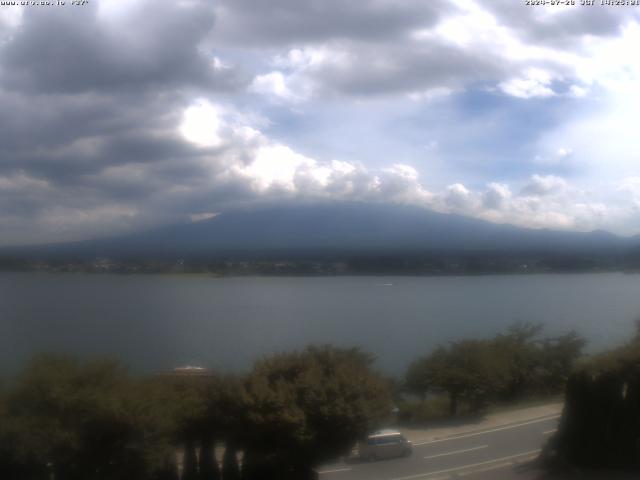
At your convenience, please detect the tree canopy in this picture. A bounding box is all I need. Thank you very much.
[405,323,585,416]
[548,328,640,469]
[0,347,393,480]
[241,346,392,478]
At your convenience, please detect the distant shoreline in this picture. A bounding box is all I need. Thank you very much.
[1,268,638,277]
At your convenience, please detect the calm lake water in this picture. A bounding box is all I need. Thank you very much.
[1,272,639,377]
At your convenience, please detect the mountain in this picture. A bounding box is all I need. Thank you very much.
[3,202,636,260]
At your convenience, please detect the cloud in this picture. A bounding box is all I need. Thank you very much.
[189,212,219,223]
[249,71,303,102]
[618,177,640,209]
[0,1,244,95]
[211,0,449,47]
[249,36,508,100]
[483,183,511,210]
[499,68,556,99]
[0,172,50,192]
[482,0,637,44]
[179,100,227,148]
[239,0,635,102]
[556,147,573,158]
[1,0,640,244]
[521,175,568,197]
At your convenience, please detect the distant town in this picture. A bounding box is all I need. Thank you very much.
[0,253,634,276]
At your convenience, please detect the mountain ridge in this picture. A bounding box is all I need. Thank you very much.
[2,202,636,260]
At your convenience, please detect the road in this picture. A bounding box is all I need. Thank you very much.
[317,414,559,480]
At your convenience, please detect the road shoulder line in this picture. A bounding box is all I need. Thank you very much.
[412,414,560,446]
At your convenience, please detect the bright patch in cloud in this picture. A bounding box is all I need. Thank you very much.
[180,100,225,148]
[556,147,573,158]
[499,68,555,99]
[241,144,317,191]
[190,212,219,222]
[250,71,297,101]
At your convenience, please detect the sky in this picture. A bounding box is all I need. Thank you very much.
[1,0,640,245]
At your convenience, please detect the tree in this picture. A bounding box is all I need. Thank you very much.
[405,339,511,416]
[405,324,586,417]
[125,378,185,480]
[133,370,233,480]
[493,322,545,400]
[538,331,586,394]
[430,340,510,415]
[404,357,431,400]
[240,346,392,479]
[549,337,640,469]
[3,354,144,480]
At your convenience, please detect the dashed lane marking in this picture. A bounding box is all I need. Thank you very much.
[457,452,540,477]
[423,445,488,459]
[390,449,541,480]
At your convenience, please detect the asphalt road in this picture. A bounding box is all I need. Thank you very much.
[317,414,560,480]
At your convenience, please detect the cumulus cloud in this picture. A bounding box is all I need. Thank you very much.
[238,0,638,102]
[249,71,306,102]
[1,0,640,244]
[483,183,512,210]
[521,175,568,197]
[499,68,556,99]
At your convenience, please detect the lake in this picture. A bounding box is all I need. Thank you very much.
[1,272,639,377]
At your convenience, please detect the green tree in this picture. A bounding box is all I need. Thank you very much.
[132,371,234,480]
[125,378,183,480]
[240,346,392,479]
[538,331,586,394]
[407,340,510,415]
[405,324,586,418]
[404,357,431,400]
[3,354,144,480]
[493,322,545,400]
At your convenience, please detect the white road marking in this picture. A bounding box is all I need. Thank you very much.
[423,445,488,459]
[457,459,521,477]
[412,415,560,446]
[391,449,541,480]
[317,467,353,475]
[542,429,557,435]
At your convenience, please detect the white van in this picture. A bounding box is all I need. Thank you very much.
[352,430,412,461]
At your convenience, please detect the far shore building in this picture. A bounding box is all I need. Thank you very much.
[162,365,215,377]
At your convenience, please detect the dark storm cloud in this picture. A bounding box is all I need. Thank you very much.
[0,0,253,243]
[0,90,188,180]
[0,0,244,94]
[0,0,240,190]
[0,91,167,153]
[211,0,453,47]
